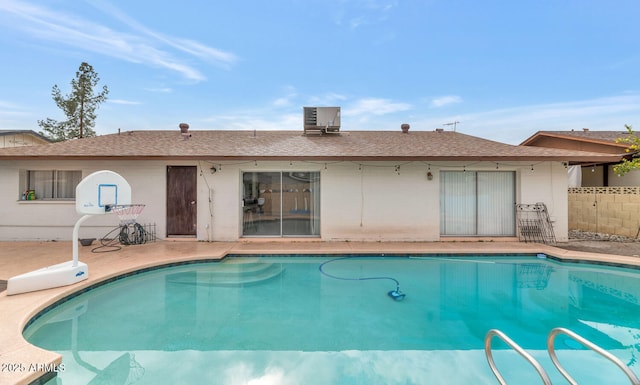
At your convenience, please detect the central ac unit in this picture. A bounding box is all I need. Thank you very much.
[303,107,340,135]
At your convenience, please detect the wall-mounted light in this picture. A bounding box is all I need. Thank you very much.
[210,166,217,174]
[591,165,596,172]
[427,171,433,180]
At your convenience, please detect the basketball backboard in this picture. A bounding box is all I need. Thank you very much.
[75,170,132,215]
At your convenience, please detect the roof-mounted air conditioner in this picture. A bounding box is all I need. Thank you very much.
[303,107,340,135]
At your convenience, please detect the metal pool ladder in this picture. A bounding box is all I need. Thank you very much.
[485,327,640,385]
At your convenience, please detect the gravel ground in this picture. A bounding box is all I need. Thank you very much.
[555,230,640,257]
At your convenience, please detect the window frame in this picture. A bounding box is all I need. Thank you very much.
[20,169,82,201]
[440,171,516,236]
[241,171,321,238]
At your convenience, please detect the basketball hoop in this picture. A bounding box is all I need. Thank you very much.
[109,204,146,225]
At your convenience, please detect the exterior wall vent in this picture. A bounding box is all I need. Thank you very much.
[303,107,340,135]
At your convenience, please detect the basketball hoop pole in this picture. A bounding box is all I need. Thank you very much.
[72,215,92,267]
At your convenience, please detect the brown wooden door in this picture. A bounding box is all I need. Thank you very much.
[167,166,197,236]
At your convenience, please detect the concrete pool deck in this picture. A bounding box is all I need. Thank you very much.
[2,239,640,385]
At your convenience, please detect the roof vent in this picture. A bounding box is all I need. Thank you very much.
[435,128,444,133]
[179,123,191,140]
[583,128,589,132]
[401,123,410,133]
[303,107,340,135]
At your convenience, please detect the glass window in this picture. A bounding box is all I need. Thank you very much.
[440,171,515,236]
[242,171,320,237]
[24,170,82,200]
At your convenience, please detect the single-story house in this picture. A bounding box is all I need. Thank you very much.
[521,128,636,187]
[0,127,621,242]
[0,130,52,148]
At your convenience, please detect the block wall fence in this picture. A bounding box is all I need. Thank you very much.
[568,187,640,238]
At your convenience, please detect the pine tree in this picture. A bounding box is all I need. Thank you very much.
[38,62,109,141]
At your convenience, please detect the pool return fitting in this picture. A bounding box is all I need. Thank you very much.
[319,256,406,301]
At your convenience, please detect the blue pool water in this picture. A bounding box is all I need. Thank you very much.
[24,255,640,384]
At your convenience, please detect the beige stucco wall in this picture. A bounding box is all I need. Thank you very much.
[0,160,170,241]
[519,161,569,240]
[581,166,640,187]
[569,187,640,237]
[608,168,640,187]
[0,159,570,242]
[319,162,440,241]
[0,133,49,148]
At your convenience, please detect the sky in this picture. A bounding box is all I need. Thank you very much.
[0,0,639,145]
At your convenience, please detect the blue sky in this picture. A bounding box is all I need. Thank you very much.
[1,0,639,144]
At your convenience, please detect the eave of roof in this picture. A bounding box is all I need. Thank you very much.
[0,130,52,143]
[520,130,631,148]
[0,130,624,163]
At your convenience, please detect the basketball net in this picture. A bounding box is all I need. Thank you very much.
[109,204,146,225]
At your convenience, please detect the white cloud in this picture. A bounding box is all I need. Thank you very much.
[273,98,292,108]
[333,0,398,29]
[100,93,640,146]
[201,110,300,131]
[430,95,463,108]
[199,96,411,132]
[272,86,299,108]
[307,93,348,106]
[411,94,640,144]
[88,0,238,68]
[0,100,26,111]
[0,0,237,82]
[108,99,141,105]
[350,16,367,29]
[344,97,412,116]
[145,87,173,94]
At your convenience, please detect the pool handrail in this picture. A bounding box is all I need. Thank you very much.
[484,328,553,385]
[547,327,640,385]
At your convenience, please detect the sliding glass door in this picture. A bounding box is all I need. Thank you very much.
[242,171,320,237]
[440,171,515,236]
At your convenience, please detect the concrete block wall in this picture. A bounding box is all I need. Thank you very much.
[568,187,640,237]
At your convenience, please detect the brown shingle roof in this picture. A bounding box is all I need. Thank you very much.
[0,130,624,162]
[520,130,632,147]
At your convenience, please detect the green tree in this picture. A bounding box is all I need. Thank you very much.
[38,62,109,141]
[613,124,640,176]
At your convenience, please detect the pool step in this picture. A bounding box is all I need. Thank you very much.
[167,262,284,287]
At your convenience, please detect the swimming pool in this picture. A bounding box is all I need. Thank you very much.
[24,254,640,384]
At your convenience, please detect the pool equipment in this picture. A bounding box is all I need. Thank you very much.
[7,171,132,295]
[319,256,406,301]
[388,287,406,301]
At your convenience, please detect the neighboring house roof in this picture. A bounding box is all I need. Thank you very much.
[520,129,632,155]
[0,130,52,147]
[0,129,623,163]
